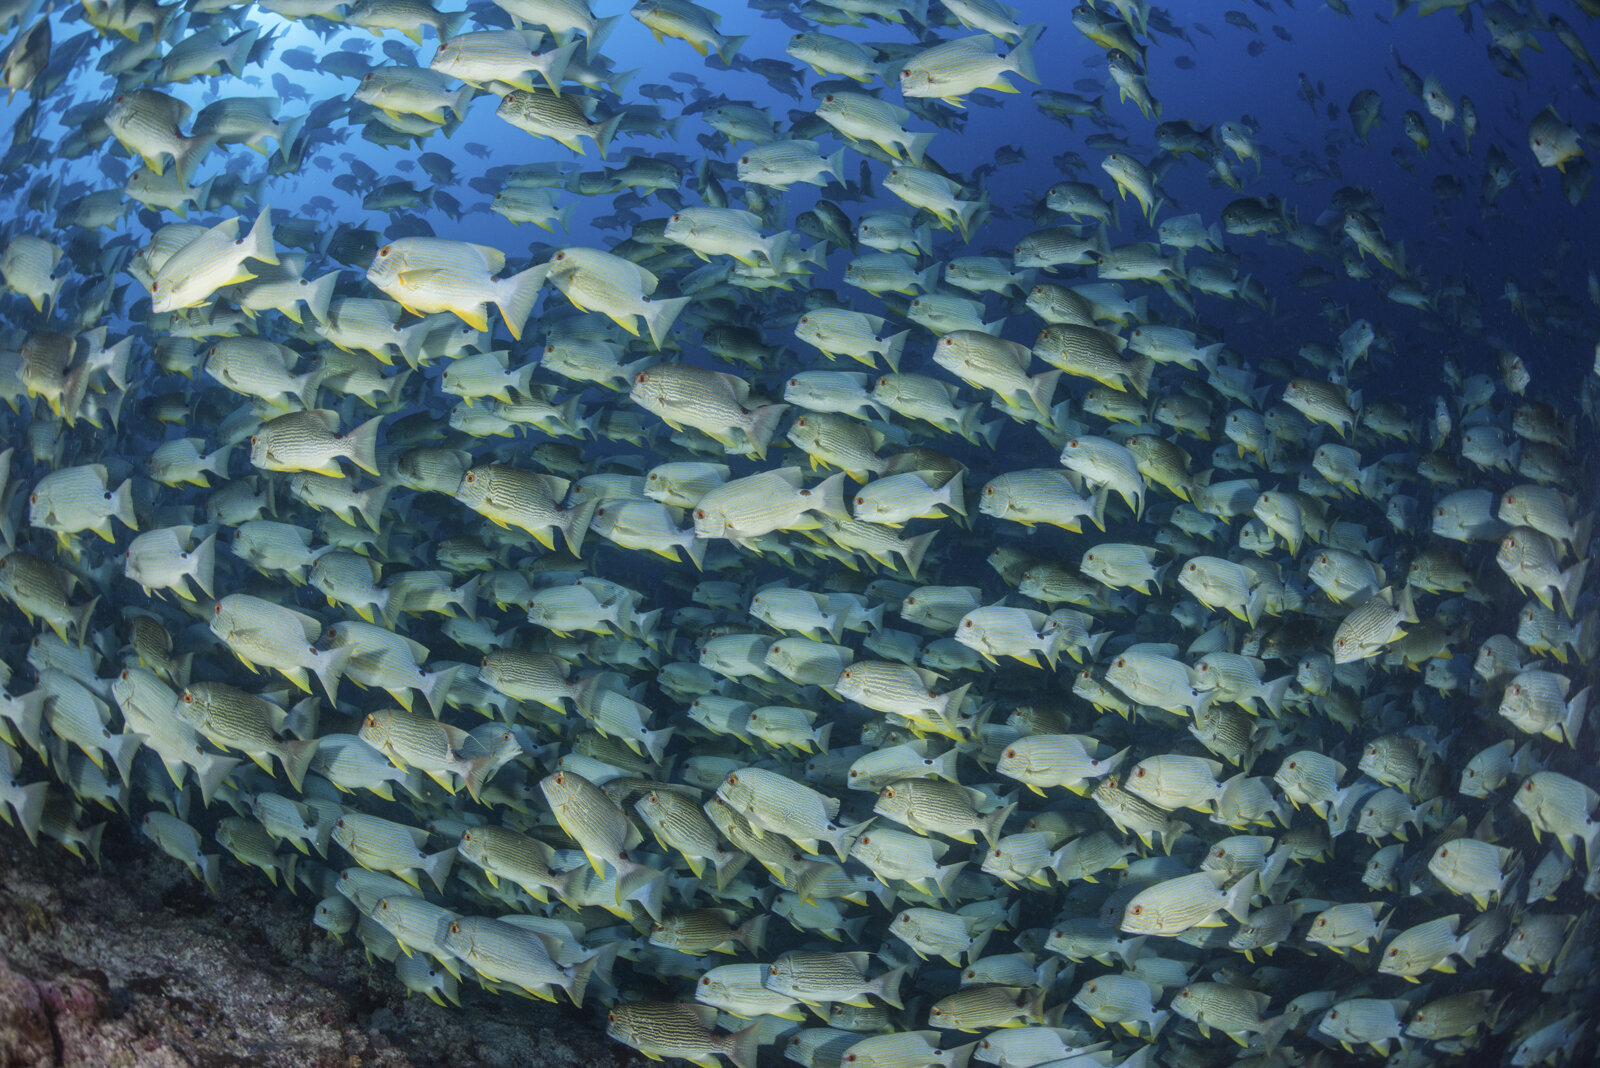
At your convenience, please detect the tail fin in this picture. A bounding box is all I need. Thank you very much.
[73,595,101,647]
[3,691,47,754]
[592,112,624,159]
[683,535,707,571]
[193,752,239,809]
[726,1023,761,1068]
[807,471,850,520]
[586,14,620,58]
[224,26,258,76]
[421,664,460,718]
[112,479,139,533]
[1563,687,1588,747]
[906,131,936,165]
[981,801,1016,847]
[357,484,391,533]
[902,530,936,580]
[279,737,318,793]
[309,644,352,704]
[762,229,792,269]
[421,846,456,893]
[561,497,599,554]
[872,963,908,1010]
[275,113,307,162]
[1126,354,1155,397]
[1558,558,1589,619]
[716,33,749,65]
[343,415,383,476]
[942,469,967,517]
[1222,871,1257,924]
[303,270,338,326]
[294,367,322,411]
[539,39,577,93]
[1010,22,1043,84]
[745,403,788,460]
[955,199,983,240]
[881,330,907,372]
[240,205,278,267]
[1025,369,1060,415]
[188,532,218,598]
[453,574,479,622]
[450,84,473,123]
[643,294,689,349]
[935,860,966,902]
[175,134,218,185]
[9,780,47,846]
[566,951,598,1007]
[493,263,547,344]
[463,754,497,803]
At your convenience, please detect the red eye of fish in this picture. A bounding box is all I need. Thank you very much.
[696,510,706,519]
[1131,905,1142,915]
[1287,761,1297,769]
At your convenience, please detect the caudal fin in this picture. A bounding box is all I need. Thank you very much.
[644,295,690,350]
[188,532,218,599]
[303,270,338,326]
[1010,23,1043,84]
[343,415,383,476]
[280,737,318,793]
[592,112,624,160]
[745,403,787,460]
[561,497,599,555]
[495,263,548,342]
[240,205,279,268]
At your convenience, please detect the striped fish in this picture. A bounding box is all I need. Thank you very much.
[331,810,456,892]
[814,91,934,163]
[443,915,596,1003]
[497,87,622,156]
[606,1001,759,1068]
[177,680,318,789]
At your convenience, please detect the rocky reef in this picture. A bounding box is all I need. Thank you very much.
[0,826,643,1068]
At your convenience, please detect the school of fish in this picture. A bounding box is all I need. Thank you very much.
[0,0,1597,1065]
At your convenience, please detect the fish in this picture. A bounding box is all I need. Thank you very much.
[0,3,1593,1065]
[366,237,547,340]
